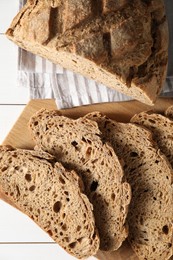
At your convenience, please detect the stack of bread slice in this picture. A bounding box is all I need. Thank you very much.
[1,105,173,259]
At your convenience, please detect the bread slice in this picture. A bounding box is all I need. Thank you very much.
[165,105,173,119]
[85,112,173,260]
[6,0,168,105]
[131,110,173,168]
[0,145,99,259]
[29,109,131,251]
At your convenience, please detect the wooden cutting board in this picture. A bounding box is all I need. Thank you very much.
[2,97,173,260]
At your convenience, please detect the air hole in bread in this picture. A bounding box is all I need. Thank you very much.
[66,198,70,202]
[60,232,63,236]
[64,191,69,196]
[62,213,66,219]
[111,193,116,200]
[71,141,78,147]
[65,237,70,242]
[168,243,172,248]
[47,230,53,236]
[25,174,32,182]
[77,225,81,232]
[86,147,92,156]
[148,119,156,124]
[1,166,8,172]
[92,232,97,239]
[82,137,87,143]
[130,152,138,157]
[29,185,35,191]
[69,242,77,249]
[12,153,17,158]
[140,217,144,225]
[101,160,104,165]
[62,224,67,231]
[162,225,169,235]
[90,181,98,192]
[34,121,38,126]
[59,176,65,184]
[109,150,113,156]
[53,201,62,213]
[16,185,20,196]
[155,160,159,164]
[77,237,84,243]
[91,158,99,164]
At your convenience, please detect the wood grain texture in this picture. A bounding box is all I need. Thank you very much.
[2,97,173,260]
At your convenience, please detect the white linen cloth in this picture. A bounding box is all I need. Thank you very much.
[18,0,173,109]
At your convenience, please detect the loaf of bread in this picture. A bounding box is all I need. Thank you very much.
[6,0,168,105]
[131,110,173,168]
[85,112,173,260]
[0,145,100,259]
[29,109,131,251]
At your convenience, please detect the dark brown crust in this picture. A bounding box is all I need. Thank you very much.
[6,0,168,105]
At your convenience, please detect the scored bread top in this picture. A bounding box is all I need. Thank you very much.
[0,145,99,259]
[29,108,131,251]
[6,0,168,105]
[131,111,173,168]
[85,112,173,260]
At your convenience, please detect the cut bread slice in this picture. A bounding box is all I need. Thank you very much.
[85,112,173,260]
[131,110,173,167]
[29,109,131,251]
[6,0,168,105]
[0,145,99,259]
[165,105,173,119]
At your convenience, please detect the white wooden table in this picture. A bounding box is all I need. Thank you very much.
[0,1,95,259]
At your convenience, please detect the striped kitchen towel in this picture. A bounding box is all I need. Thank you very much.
[18,0,173,109]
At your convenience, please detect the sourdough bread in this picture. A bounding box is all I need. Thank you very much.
[131,111,173,168]
[0,145,99,259]
[6,0,168,105]
[85,112,173,260]
[29,109,131,251]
